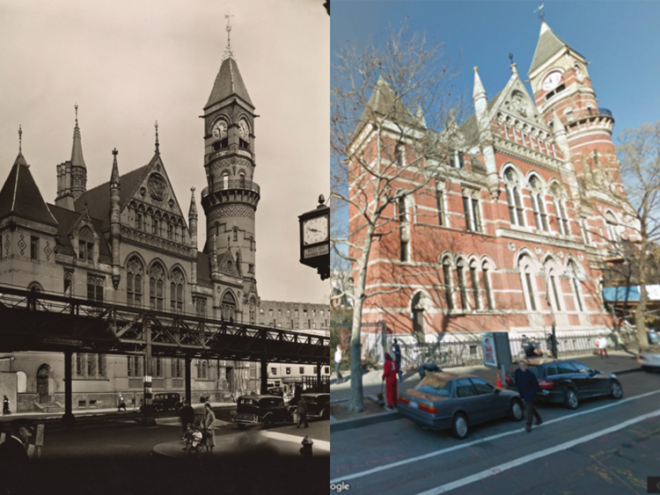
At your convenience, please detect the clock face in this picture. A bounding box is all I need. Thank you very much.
[303,215,329,245]
[212,121,227,140]
[239,119,249,139]
[575,66,584,82]
[542,71,562,91]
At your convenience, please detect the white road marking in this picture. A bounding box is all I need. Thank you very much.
[259,430,331,451]
[330,388,660,484]
[413,408,660,495]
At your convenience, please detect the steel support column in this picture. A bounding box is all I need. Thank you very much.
[316,362,321,392]
[260,356,268,395]
[62,350,75,425]
[184,356,192,404]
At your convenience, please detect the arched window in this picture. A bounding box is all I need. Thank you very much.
[442,257,454,310]
[170,269,184,312]
[222,172,230,190]
[519,256,537,311]
[249,298,257,325]
[221,291,236,321]
[482,261,495,310]
[551,184,570,236]
[239,172,246,188]
[504,168,525,227]
[605,211,619,242]
[456,259,469,311]
[149,263,165,310]
[167,223,174,240]
[568,261,584,312]
[547,267,562,312]
[529,176,548,231]
[411,292,428,342]
[469,260,481,310]
[233,227,238,242]
[126,257,144,306]
[28,282,43,292]
[398,197,411,262]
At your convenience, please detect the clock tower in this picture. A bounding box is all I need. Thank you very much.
[528,20,618,186]
[201,23,260,297]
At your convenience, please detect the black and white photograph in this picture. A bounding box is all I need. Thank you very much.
[0,0,329,493]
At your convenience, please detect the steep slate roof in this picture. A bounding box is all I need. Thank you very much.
[205,56,253,109]
[216,250,240,278]
[74,163,150,231]
[528,21,583,76]
[458,89,503,143]
[48,204,112,263]
[70,121,86,168]
[0,153,58,226]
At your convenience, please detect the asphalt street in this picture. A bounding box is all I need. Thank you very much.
[16,409,329,495]
[330,370,660,495]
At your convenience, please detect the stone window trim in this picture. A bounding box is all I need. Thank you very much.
[441,255,455,311]
[503,167,525,228]
[519,255,538,312]
[528,175,549,232]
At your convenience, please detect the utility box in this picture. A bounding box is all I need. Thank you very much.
[482,332,512,370]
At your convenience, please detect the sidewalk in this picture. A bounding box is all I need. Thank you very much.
[330,350,641,431]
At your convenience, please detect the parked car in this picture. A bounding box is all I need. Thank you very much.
[505,358,623,409]
[232,395,295,429]
[267,387,284,397]
[638,347,660,371]
[288,393,330,420]
[397,372,523,440]
[140,392,183,413]
[648,330,660,346]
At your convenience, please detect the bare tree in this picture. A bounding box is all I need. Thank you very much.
[330,20,466,412]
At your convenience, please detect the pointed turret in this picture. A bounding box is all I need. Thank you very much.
[189,187,198,287]
[70,105,86,170]
[472,67,488,127]
[528,21,581,77]
[109,148,121,289]
[56,105,88,209]
[205,57,253,110]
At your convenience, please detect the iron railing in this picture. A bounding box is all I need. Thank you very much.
[201,179,260,199]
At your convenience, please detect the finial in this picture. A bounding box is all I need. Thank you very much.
[224,14,234,59]
[75,103,79,127]
[18,125,22,153]
[534,4,545,21]
[473,66,478,73]
[155,120,160,153]
[318,194,325,206]
[191,186,196,192]
[509,53,514,65]
[112,148,118,156]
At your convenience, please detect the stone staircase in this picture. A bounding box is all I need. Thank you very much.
[33,401,63,413]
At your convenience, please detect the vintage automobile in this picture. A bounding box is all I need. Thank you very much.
[505,358,623,409]
[397,372,523,440]
[288,393,330,420]
[232,395,295,429]
[140,392,183,413]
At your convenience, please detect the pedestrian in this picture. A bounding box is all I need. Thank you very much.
[296,396,308,428]
[3,395,10,415]
[334,345,343,384]
[0,422,31,494]
[180,400,195,434]
[546,333,559,358]
[392,338,403,381]
[514,360,543,432]
[521,335,535,358]
[382,353,399,411]
[598,335,609,358]
[117,393,126,412]
[201,403,216,454]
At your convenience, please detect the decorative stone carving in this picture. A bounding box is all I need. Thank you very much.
[148,173,167,202]
[511,90,529,117]
[508,242,516,252]
[535,247,542,255]
[578,253,584,261]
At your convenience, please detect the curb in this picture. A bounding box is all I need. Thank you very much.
[331,365,643,433]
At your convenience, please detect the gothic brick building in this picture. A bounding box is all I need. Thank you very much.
[0,43,270,412]
[350,21,636,352]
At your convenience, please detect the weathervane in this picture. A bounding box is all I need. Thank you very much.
[155,120,160,153]
[224,14,234,59]
[509,53,514,65]
[18,125,22,153]
[534,4,545,21]
[75,103,79,126]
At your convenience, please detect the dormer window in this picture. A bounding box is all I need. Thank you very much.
[79,241,94,263]
[449,151,464,169]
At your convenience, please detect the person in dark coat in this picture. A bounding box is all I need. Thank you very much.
[296,397,308,428]
[392,339,403,381]
[3,395,10,415]
[382,353,399,410]
[0,422,31,494]
[180,400,195,434]
[514,360,543,432]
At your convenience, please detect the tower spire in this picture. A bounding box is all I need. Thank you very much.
[18,125,22,153]
[155,120,160,154]
[224,14,234,59]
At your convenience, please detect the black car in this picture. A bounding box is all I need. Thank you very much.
[232,395,295,429]
[140,392,183,413]
[288,393,330,420]
[505,358,623,409]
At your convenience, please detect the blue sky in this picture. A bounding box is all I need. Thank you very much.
[331,0,660,137]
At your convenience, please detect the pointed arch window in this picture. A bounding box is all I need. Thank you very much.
[442,257,454,310]
[548,270,562,312]
[456,259,470,311]
[149,264,165,310]
[568,262,584,312]
[519,256,537,311]
[170,269,184,312]
[126,257,144,307]
[398,197,410,262]
[551,185,570,236]
[605,211,619,242]
[222,172,230,190]
[482,262,495,310]
[529,176,548,231]
[504,169,525,227]
[469,260,481,310]
[221,291,236,321]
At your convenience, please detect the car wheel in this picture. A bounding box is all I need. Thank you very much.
[265,415,274,428]
[610,381,623,399]
[564,388,579,410]
[451,413,469,440]
[509,399,523,422]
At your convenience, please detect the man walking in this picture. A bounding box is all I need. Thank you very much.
[392,338,403,381]
[334,345,343,384]
[180,400,195,434]
[382,353,399,411]
[296,396,309,428]
[2,395,10,415]
[117,393,127,412]
[514,360,542,432]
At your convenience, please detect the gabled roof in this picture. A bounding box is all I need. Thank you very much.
[528,21,583,76]
[205,56,253,110]
[356,77,418,135]
[48,204,112,263]
[216,249,240,278]
[0,153,58,226]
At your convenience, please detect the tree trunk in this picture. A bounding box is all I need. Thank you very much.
[636,283,648,351]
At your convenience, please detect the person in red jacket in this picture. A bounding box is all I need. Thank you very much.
[382,353,399,410]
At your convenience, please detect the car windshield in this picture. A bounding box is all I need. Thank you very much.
[239,398,258,406]
[415,376,452,397]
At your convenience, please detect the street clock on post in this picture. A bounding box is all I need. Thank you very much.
[299,195,330,280]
